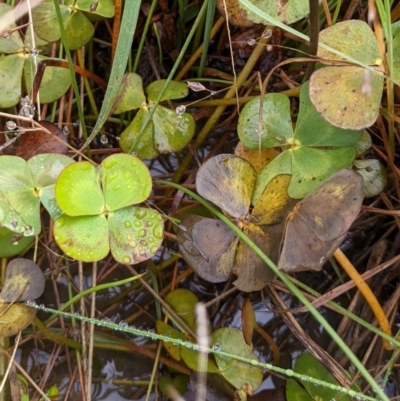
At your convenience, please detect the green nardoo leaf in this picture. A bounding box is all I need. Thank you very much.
[0,228,35,258]
[309,66,384,130]
[0,4,24,54]
[238,93,293,149]
[353,159,387,197]
[119,108,158,159]
[317,20,381,64]
[32,1,72,43]
[28,154,75,188]
[0,54,24,108]
[101,154,152,211]
[108,206,163,265]
[354,131,372,156]
[252,151,292,205]
[196,154,256,219]
[23,55,72,104]
[74,0,115,18]
[152,106,195,153]
[55,161,104,216]
[178,215,238,283]
[0,304,37,338]
[146,79,189,102]
[165,289,199,330]
[0,156,40,235]
[289,146,356,198]
[212,327,263,391]
[155,320,186,361]
[0,258,45,303]
[54,215,109,262]
[295,82,362,147]
[64,9,95,50]
[113,73,146,114]
[286,379,314,401]
[238,0,309,25]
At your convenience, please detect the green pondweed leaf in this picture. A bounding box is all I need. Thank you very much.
[309,20,384,130]
[178,154,286,292]
[116,73,195,159]
[212,328,263,391]
[54,154,163,263]
[238,0,309,25]
[286,353,354,401]
[0,258,45,303]
[0,4,71,108]
[245,81,362,200]
[0,154,74,237]
[279,169,364,272]
[32,0,114,50]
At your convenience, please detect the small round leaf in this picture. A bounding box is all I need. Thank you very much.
[0,54,24,108]
[113,73,146,114]
[0,228,34,258]
[0,258,45,303]
[0,303,37,337]
[353,159,387,197]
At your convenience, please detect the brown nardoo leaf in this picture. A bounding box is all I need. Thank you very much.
[217,0,254,27]
[278,169,364,273]
[15,121,68,160]
[241,299,256,345]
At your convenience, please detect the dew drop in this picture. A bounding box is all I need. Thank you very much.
[138,229,146,237]
[124,221,131,228]
[24,225,34,236]
[176,105,186,115]
[187,82,207,92]
[6,121,17,130]
[122,256,131,264]
[212,343,221,351]
[119,320,128,328]
[11,219,18,229]
[285,369,294,377]
[62,126,70,136]
[113,184,120,190]
[100,134,108,144]
[153,223,163,239]
[262,29,272,38]
[26,300,36,307]
[247,38,256,45]
[148,328,155,334]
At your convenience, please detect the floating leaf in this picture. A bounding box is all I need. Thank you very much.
[156,320,186,361]
[353,159,387,197]
[118,78,195,159]
[279,169,364,272]
[232,224,278,292]
[216,0,254,27]
[235,142,279,173]
[146,79,189,102]
[165,289,199,330]
[54,154,163,264]
[0,4,24,54]
[113,73,146,114]
[354,130,372,157]
[178,215,238,283]
[238,93,293,149]
[0,303,37,337]
[309,20,384,130]
[251,82,362,200]
[238,0,309,25]
[56,161,104,216]
[212,327,263,391]
[0,228,35,258]
[108,206,163,265]
[54,214,109,262]
[196,154,257,219]
[0,258,45,303]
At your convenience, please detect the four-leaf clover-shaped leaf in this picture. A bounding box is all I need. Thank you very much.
[238,81,362,199]
[0,3,72,108]
[54,154,164,263]
[116,73,196,159]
